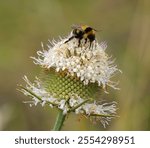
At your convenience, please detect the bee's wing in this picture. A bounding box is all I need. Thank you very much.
[71,24,83,31]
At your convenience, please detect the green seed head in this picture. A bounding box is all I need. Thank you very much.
[41,68,101,101]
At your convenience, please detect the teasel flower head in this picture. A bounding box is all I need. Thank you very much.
[19,30,120,128]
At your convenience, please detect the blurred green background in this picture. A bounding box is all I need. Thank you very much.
[0,0,150,131]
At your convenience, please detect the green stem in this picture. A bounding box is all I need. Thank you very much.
[52,110,66,131]
[69,99,90,112]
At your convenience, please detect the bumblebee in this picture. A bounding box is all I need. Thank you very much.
[65,24,96,48]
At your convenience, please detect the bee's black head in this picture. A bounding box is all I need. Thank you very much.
[72,29,84,37]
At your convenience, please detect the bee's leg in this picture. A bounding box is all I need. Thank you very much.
[84,38,87,44]
[64,36,74,43]
[78,39,81,47]
[94,40,97,49]
[89,42,92,49]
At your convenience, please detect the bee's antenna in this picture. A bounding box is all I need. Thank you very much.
[95,29,102,32]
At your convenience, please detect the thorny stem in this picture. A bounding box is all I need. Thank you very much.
[52,109,66,131]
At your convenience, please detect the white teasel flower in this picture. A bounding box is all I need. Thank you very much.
[33,38,119,89]
[19,33,121,127]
